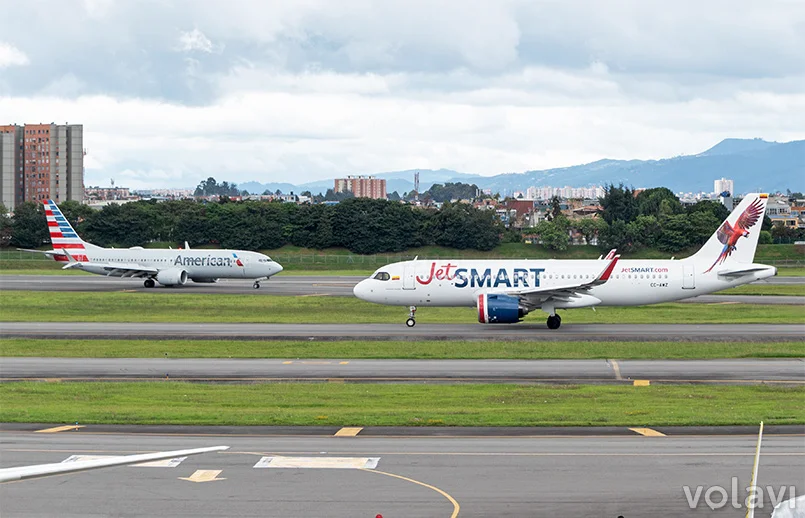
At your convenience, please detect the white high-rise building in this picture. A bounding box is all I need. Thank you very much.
[714,178,734,196]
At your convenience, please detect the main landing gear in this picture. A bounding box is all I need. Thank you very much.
[546,314,562,330]
[143,279,156,288]
[405,306,417,327]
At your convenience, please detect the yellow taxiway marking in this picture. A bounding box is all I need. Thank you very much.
[708,301,741,305]
[34,425,84,433]
[339,361,350,365]
[179,469,225,483]
[299,293,329,297]
[609,359,623,381]
[362,468,460,518]
[633,379,651,386]
[629,427,666,437]
[282,361,293,365]
[334,427,364,437]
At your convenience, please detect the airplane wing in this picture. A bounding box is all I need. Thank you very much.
[0,445,229,483]
[55,250,159,277]
[505,255,620,306]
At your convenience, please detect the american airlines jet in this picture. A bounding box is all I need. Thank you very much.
[19,200,283,289]
[353,194,775,329]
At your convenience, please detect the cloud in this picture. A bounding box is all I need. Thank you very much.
[0,42,29,68]
[176,28,216,53]
[0,1,803,189]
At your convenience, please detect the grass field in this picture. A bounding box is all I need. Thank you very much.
[2,291,803,323]
[1,382,801,427]
[3,338,803,359]
[716,284,805,296]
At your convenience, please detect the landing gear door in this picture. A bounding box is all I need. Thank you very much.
[682,263,695,289]
[402,264,416,290]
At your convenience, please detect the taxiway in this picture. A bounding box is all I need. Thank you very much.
[2,358,803,385]
[1,430,802,517]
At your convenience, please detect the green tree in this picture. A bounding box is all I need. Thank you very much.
[686,199,730,222]
[534,216,569,251]
[9,202,48,248]
[575,218,606,245]
[758,230,773,244]
[600,184,638,224]
[636,187,683,218]
[0,202,12,246]
[656,214,691,252]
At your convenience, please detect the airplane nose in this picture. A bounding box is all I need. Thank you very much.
[274,263,283,274]
[353,279,369,300]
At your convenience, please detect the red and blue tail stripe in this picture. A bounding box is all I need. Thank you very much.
[43,199,88,262]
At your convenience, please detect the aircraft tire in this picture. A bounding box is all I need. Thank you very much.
[144,279,156,288]
[546,315,560,330]
[253,282,260,289]
[406,318,416,328]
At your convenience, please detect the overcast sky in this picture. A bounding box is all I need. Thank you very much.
[1,0,803,189]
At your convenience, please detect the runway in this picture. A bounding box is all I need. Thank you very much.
[2,322,803,341]
[0,274,802,303]
[3,358,803,384]
[0,274,361,296]
[1,431,803,517]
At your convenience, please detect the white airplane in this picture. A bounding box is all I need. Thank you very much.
[19,200,283,289]
[0,445,229,483]
[353,193,776,329]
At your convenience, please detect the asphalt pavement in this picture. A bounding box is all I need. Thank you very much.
[1,431,803,517]
[2,357,803,385]
[0,274,802,302]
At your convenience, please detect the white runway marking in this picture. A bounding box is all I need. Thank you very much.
[253,456,380,469]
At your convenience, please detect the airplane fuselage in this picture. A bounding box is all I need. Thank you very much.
[60,247,281,281]
[353,257,776,308]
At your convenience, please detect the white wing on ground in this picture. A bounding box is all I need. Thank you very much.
[0,445,229,483]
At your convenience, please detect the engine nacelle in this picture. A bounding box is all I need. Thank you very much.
[477,293,529,324]
[190,278,219,283]
[156,268,188,286]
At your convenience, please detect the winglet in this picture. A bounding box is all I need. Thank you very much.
[604,249,617,260]
[597,254,620,282]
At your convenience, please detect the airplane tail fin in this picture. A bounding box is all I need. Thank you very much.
[690,194,768,274]
[43,200,96,261]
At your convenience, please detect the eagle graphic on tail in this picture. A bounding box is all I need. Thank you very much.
[704,198,765,273]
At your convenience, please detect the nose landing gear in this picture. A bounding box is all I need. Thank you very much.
[405,306,417,327]
[546,314,561,330]
[253,281,261,289]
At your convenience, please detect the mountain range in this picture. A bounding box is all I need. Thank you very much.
[238,138,804,196]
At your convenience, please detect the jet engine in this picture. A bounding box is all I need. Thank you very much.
[156,268,188,286]
[477,293,530,324]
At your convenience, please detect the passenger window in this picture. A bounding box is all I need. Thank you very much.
[373,272,390,281]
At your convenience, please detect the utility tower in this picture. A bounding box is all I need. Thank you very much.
[414,171,420,202]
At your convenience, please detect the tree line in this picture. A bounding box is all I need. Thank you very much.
[2,185,797,255]
[526,185,780,253]
[1,198,502,254]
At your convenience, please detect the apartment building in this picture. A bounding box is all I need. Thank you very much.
[0,123,84,210]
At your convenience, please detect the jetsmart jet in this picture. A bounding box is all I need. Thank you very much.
[19,200,283,289]
[353,193,776,329]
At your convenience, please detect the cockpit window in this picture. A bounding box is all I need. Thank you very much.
[258,258,272,263]
[373,272,391,281]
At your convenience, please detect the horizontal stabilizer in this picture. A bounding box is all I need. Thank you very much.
[716,264,776,277]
